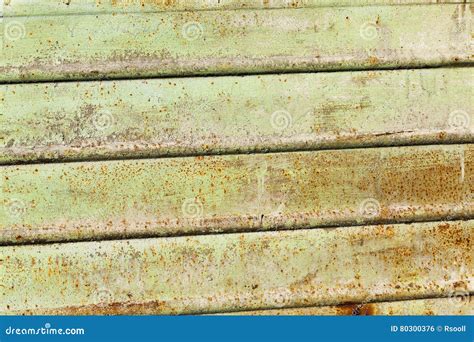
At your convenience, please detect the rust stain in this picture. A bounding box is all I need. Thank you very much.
[0,0,472,319]
[336,303,376,315]
[1,220,472,315]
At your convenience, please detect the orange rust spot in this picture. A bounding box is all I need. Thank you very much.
[334,305,354,315]
[9,299,170,315]
[368,56,379,65]
[452,281,467,289]
[337,303,376,316]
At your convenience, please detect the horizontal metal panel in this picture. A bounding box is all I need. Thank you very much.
[2,0,470,16]
[1,144,472,244]
[1,220,472,315]
[227,297,474,315]
[1,4,471,82]
[1,68,472,164]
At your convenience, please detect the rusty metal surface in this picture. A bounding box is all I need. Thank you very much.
[1,4,472,82]
[1,220,472,315]
[226,298,474,315]
[2,0,471,16]
[1,144,472,244]
[0,0,473,317]
[1,67,472,164]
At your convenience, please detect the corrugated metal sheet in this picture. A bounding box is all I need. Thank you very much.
[1,67,472,164]
[0,0,472,316]
[2,220,472,314]
[3,0,471,16]
[2,145,472,244]
[226,297,474,315]
[1,4,472,82]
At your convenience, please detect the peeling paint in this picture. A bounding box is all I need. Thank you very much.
[1,4,472,82]
[0,144,472,244]
[1,0,472,318]
[1,68,472,164]
[3,0,472,16]
[1,220,472,315]
[226,297,474,315]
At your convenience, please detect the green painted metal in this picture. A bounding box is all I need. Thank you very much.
[0,0,472,317]
[1,4,472,82]
[1,220,472,314]
[227,297,474,315]
[2,0,471,16]
[1,67,472,164]
[1,144,472,244]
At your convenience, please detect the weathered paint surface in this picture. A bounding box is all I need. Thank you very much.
[227,297,474,315]
[1,220,472,315]
[1,68,472,164]
[1,144,472,244]
[2,0,470,16]
[1,1,472,317]
[1,4,472,82]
